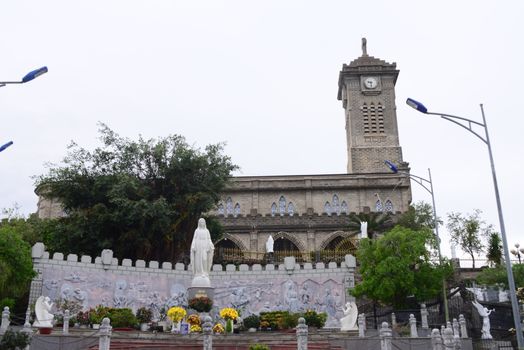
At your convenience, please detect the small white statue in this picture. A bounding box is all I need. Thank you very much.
[190,218,215,288]
[340,301,358,331]
[33,296,54,328]
[266,235,274,253]
[360,222,368,239]
[498,287,509,302]
[472,300,494,339]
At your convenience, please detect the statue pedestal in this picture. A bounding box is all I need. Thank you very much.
[187,287,214,300]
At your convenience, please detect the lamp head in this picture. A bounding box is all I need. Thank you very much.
[406,98,428,114]
[22,66,48,83]
[0,141,14,153]
[384,160,399,173]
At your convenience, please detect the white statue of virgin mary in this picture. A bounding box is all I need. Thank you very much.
[190,218,215,287]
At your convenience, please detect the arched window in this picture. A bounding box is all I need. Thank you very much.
[226,197,233,215]
[384,200,393,213]
[324,202,332,216]
[287,202,295,216]
[341,201,348,214]
[217,203,225,216]
[234,203,241,217]
[375,200,383,212]
[332,195,340,215]
[271,203,277,217]
[279,196,286,216]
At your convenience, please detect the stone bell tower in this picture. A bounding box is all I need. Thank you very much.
[337,38,404,173]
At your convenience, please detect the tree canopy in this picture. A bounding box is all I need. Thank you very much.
[35,124,237,262]
[446,210,493,268]
[351,225,452,308]
[0,224,35,303]
[475,264,524,289]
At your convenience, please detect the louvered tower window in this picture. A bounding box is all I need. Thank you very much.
[362,103,385,134]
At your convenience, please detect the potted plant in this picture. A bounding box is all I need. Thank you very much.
[107,308,138,330]
[219,307,239,334]
[188,296,213,313]
[243,314,260,332]
[213,323,225,334]
[90,305,110,329]
[136,307,153,331]
[76,310,91,328]
[167,306,186,333]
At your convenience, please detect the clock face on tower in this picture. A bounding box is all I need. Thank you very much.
[363,77,378,89]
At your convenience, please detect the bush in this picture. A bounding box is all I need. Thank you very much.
[136,307,153,324]
[0,298,15,311]
[188,297,213,312]
[89,305,110,324]
[301,310,327,328]
[108,308,138,328]
[0,330,31,350]
[260,311,294,330]
[243,314,260,329]
[249,344,270,350]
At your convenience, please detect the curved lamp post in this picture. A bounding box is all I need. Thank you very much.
[406,98,523,348]
[0,66,48,87]
[384,160,449,323]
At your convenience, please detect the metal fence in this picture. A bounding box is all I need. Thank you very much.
[213,247,354,265]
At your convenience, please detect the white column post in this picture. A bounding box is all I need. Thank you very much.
[296,317,308,350]
[379,322,392,350]
[98,317,112,350]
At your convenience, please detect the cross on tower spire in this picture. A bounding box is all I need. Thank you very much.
[361,37,368,56]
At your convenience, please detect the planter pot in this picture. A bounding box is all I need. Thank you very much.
[92,324,100,329]
[226,319,234,334]
[140,323,149,331]
[39,327,53,335]
[158,321,169,332]
[171,321,181,333]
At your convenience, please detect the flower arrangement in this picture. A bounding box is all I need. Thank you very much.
[167,306,186,323]
[190,324,202,333]
[219,308,239,321]
[188,296,213,312]
[187,314,201,326]
[77,310,91,325]
[213,323,225,334]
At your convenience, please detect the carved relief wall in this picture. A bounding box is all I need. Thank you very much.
[30,243,356,328]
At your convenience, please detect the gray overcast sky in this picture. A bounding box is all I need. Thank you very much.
[1,0,523,262]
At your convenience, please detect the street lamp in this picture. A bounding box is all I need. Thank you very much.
[510,243,524,264]
[0,66,48,87]
[406,97,524,348]
[385,160,450,323]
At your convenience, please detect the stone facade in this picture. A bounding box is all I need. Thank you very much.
[35,40,411,255]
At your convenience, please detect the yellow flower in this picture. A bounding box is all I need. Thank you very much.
[190,324,202,333]
[167,306,186,323]
[213,323,225,333]
[219,307,239,321]
[187,314,201,326]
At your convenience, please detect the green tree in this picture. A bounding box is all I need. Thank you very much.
[351,226,452,308]
[476,264,524,289]
[348,212,393,239]
[35,124,237,262]
[0,226,36,303]
[485,232,503,267]
[396,201,441,232]
[446,210,492,268]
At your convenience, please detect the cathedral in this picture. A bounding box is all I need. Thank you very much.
[36,39,412,259]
